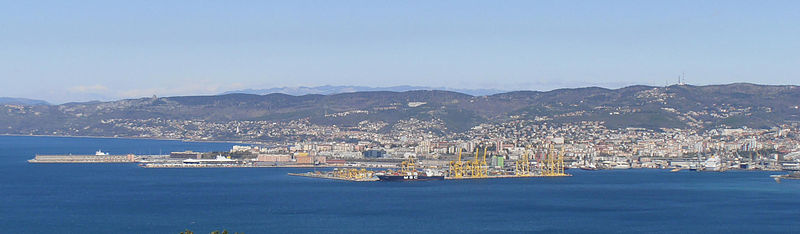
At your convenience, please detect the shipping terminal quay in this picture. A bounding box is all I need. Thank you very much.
[28,142,800,182]
[289,145,572,182]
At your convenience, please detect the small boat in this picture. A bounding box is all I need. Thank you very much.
[772,172,800,183]
[580,165,598,171]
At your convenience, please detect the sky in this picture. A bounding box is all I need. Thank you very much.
[1,0,798,103]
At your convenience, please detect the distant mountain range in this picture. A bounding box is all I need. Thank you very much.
[0,97,49,106]
[2,83,799,139]
[223,85,507,97]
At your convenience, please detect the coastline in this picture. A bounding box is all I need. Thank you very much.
[0,133,252,145]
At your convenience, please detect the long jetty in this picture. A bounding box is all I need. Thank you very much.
[28,154,137,163]
[288,172,379,182]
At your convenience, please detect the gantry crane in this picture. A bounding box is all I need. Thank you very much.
[401,156,417,173]
[557,148,565,175]
[542,144,566,176]
[470,146,488,177]
[515,146,531,175]
[469,147,479,177]
[332,168,374,179]
[449,148,464,178]
[480,146,488,176]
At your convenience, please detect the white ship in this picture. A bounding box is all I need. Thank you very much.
[611,163,631,169]
[182,155,236,164]
[702,156,722,171]
[609,161,631,169]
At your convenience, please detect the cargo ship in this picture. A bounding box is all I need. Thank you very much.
[376,170,445,181]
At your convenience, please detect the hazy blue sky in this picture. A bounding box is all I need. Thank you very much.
[1,0,798,103]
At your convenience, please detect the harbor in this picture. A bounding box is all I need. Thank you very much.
[288,169,379,182]
[287,168,571,182]
[28,150,142,163]
[26,142,800,183]
[289,145,572,182]
[8,136,798,234]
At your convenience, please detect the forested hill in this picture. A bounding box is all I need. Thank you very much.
[2,83,799,138]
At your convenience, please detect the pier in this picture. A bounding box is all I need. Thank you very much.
[288,171,379,182]
[445,174,572,180]
[28,154,137,163]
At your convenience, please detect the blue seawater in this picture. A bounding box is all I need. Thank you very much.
[1,135,799,233]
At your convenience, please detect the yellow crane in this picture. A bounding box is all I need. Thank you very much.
[466,146,489,178]
[469,147,477,177]
[449,148,464,178]
[333,168,373,179]
[542,144,567,176]
[515,146,531,175]
[531,146,540,174]
[545,144,556,176]
[557,148,565,175]
[480,146,488,176]
[401,156,417,173]
[524,147,531,173]
[449,144,508,179]
[470,146,484,177]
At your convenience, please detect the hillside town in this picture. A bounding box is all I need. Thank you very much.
[76,117,800,171]
[7,84,800,171]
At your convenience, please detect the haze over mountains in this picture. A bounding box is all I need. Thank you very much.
[2,83,799,141]
[0,97,49,106]
[222,85,507,97]
[6,85,506,105]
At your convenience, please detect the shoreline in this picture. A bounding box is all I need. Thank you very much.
[0,133,251,145]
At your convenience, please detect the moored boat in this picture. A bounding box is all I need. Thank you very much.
[579,165,598,171]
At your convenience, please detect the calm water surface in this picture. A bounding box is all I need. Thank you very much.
[1,135,799,233]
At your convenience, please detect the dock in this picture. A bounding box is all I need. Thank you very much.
[288,171,571,182]
[288,152,573,182]
[288,172,379,182]
[28,154,137,163]
[444,174,572,180]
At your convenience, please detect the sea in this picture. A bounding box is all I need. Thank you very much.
[1,135,799,233]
